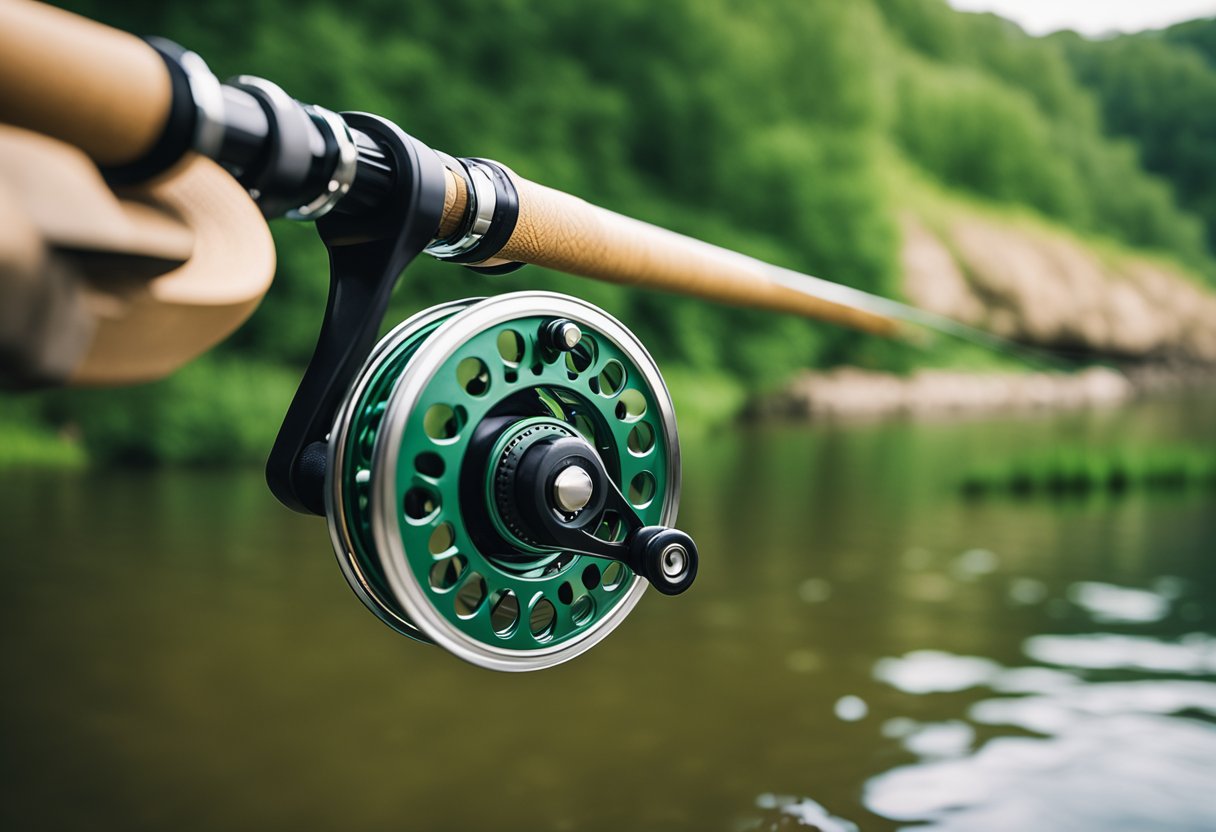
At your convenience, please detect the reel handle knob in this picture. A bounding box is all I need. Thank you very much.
[629,526,699,596]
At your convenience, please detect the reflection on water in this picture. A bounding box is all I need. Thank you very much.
[1066,580,1173,623]
[867,715,1216,831]
[859,498,1216,831]
[0,394,1213,830]
[1025,632,1216,674]
[751,794,859,831]
[880,718,974,760]
[866,634,1216,829]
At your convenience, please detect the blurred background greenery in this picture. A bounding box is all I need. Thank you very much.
[2,0,1215,466]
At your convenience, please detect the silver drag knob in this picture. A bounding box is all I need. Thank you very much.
[552,466,595,513]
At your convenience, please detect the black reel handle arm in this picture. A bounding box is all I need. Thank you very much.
[505,435,699,595]
[542,511,700,597]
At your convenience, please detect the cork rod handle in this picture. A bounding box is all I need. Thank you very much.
[482,173,897,336]
[0,0,172,166]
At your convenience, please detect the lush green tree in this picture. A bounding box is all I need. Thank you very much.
[1162,18,1216,66]
[1059,21,1216,252]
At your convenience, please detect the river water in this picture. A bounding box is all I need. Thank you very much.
[1,394,1213,830]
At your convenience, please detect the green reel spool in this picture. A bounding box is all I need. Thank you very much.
[325,291,695,671]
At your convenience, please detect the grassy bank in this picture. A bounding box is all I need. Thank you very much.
[961,444,1216,498]
[0,357,299,469]
[0,418,88,470]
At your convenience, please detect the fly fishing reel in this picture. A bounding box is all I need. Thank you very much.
[264,115,697,671]
[326,292,695,670]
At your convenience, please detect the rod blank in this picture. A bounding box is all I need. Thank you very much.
[481,173,898,336]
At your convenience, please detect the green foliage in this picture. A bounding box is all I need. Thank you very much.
[6,0,1213,466]
[0,398,87,469]
[1057,21,1216,255]
[31,358,300,466]
[875,0,1086,119]
[1161,18,1216,66]
[960,443,1216,498]
[893,58,1083,216]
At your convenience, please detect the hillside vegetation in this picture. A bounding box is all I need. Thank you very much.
[5,0,1216,464]
[1056,19,1216,253]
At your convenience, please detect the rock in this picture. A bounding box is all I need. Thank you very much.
[753,367,1136,421]
[898,215,1216,362]
[901,214,986,326]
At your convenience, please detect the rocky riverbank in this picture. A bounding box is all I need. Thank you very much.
[750,207,1216,422]
[901,214,1216,362]
[749,364,1216,421]
[749,367,1132,420]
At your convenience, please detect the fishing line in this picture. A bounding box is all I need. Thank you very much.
[761,259,1077,370]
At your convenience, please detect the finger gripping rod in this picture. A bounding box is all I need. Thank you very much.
[0,0,897,335]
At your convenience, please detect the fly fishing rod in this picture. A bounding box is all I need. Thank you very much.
[0,0,1012,670]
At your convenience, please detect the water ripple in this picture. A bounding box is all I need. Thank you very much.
[1067,581,1172,624]
[867,634,1216,829]
[747,794,860,832]
[865,714,1216,830]
[1025,632,1216,674]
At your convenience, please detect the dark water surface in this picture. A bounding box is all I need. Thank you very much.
[2,394,1214,831]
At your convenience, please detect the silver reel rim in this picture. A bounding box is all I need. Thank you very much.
[325,298,480,641]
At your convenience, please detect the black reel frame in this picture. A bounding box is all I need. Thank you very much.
[265,113,446,516]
